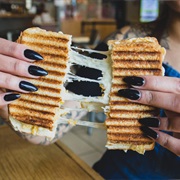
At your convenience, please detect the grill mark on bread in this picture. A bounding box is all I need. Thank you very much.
[106,37,165,153]
[23,41,68,51]
[12,116,54,129]
[108,139,153,145]
[107,135,153,142]
[20,94,60,104]
[113,60,161,69]
[113,51,161,56]
[9,27,71,136]
[109,101,156,111]
[107,126,142,133]
[37,61,67,69]
[30,78,63,85]
[23,32,69,42]
[39,53,68,61]
[17,99,59,108]
[10,103,58,114]
[46,70,66,76]
[36,86,61,93]
[106,119,140,126]
[113,68,162,76]
[10,106,55,117]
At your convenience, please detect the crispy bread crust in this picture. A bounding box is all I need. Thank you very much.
[9,27,71,137]
[106,37,166,154]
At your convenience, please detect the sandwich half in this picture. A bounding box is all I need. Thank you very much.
[105,37,166,154]
[8,27,165,154]
[9,27,72,139]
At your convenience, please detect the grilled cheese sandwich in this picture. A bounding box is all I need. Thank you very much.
[8,28,165,154]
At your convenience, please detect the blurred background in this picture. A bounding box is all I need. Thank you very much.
[0,0,162,44]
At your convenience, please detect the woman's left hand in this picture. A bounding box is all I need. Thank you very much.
[118,75,180,156]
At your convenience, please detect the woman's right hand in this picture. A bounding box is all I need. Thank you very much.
[0,38,47,122]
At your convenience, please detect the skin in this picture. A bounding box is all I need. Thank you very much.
[130,76,180,156]
[0,38,39,121]
[109,1,180,156]
[0,37,179,154]
[0,38,85,144]
[0,2,180,153]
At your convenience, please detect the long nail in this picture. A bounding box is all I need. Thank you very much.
[118,89,141,100]
[123,76,145,86]
[28,65,48,76]
[19,81,38,92]
[139,117,160,127]
[24,49,43,61]
[140,126,159,139]
[4,93,21,101]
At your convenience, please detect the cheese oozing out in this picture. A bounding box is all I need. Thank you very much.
[61,47,112,108]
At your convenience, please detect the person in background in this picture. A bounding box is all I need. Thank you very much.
[90,1,180,179]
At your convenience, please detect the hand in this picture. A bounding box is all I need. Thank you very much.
[0,38,47,122]
[118,76,180,156]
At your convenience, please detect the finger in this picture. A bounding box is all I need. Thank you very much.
[0,92,20,108]
[140,90,180,113]
[165,110,179,117]
[141,126,180,156]
[0,38,43,62]
[123,76,180,94]
[118,89,180,113]
[156,131,180,156]
[0,54,48,78]
[0,72,38,93]
[139,117,180,133]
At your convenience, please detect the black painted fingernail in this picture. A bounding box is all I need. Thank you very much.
[24,49,43,61]
[4,93,20,101]
[123,76,145,86]
[139,117,160,127]
[28,65,48,76]
[140,126,159,139]
[19,81,38,92]
[118,89,141,100]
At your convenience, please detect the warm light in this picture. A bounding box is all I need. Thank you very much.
[25,0,32,10]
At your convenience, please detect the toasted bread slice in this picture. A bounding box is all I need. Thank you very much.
[9,27,72,139]
[105,37,166,154]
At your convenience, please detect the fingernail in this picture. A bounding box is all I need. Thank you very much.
[19,81,38,92]
[140,126,159,139]
[28,65,48,76]
[118,89,141,100]
[139,117,160,127]
[123,76,145,86]
[4,93,21,101]
[24,49,43,61]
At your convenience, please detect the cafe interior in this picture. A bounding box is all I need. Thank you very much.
[0,0,166,179]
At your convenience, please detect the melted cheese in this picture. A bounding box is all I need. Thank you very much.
[61,48,112,106]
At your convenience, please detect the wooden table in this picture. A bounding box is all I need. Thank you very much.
[0,126,103,180]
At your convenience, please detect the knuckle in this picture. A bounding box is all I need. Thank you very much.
[8,42,19,57]
[171,96,180,112]
[144,91,154,105]
[13,60,21,74]
[175,79,180,94]
[161,136,170,148]
[4,75,13,85]
[152,77,159,88]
